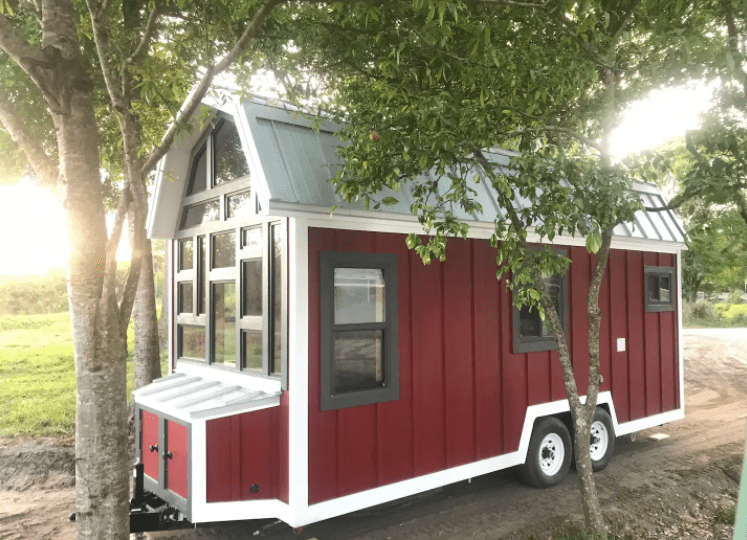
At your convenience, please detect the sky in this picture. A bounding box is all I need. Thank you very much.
[0,85,713,276]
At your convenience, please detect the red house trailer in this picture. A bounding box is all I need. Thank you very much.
[133,92,686,530]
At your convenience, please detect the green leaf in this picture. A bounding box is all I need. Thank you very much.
[586,231,602,254]
[381,196,399,205]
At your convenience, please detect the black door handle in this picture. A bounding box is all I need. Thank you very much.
[149,444,158,452]
[163,451,173,459]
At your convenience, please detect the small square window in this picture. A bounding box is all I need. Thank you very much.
[644,266,675,312]
[320,252,398,411]
[179,325,205,360]
[212,231,236,268]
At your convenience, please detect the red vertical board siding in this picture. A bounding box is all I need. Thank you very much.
[239,407,277,500]
[206,407,282,503]
[278,392,290,503]
[206,416,232,502]
[473,241,503,459]
[597,254,612,394]
[626,251,646,420]
[609,250,630,422]
[527,352,551,406]
[550,350,566,402]
[658,253,677,412]
[410,252,446,476]
[375,233,415,486]
[166,420,188,499]
[308,227,339,504]
[642,252,662,415]
[501,275,526,453]
[306,228,679,504]
[141,410,159,481]
[443,239,476,468]
[570,247,590,393]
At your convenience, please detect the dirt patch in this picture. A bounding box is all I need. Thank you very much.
[2,330,747,540]
[0,437,74,491]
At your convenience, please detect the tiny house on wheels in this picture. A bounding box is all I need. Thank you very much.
[131,93,686,532]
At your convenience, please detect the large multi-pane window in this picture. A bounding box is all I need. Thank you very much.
[174,113,286,384]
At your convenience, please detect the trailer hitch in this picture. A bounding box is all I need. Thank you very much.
[129,462,189,533]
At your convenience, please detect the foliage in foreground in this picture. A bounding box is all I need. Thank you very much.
[0,311,166,437]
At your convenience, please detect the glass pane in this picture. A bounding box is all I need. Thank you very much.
[178,282,193,314]
[179,239,193,271]
[212,231,236,268]
[213,119,249,186]
[180,199,220,230]
[519,307,541,337]
[180,325,205,360]
[271,224,283,374]
[659,276,671,302]
[197,236,206,314]
[242,226,263,258]
[333,330,384,394]
[227,190,252,219]
[648,275,660,301]
[186,143,207,196]
[213,282,236,366]
[243,259,262,316]
[333,268,385,325]
[243,330,263,371]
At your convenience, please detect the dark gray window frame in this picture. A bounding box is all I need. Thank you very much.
[512,270,568,354]
[319,251,399,411]
[174,221,288,389]
[644,265,675,312]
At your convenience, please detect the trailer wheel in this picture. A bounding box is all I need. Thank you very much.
[589,408,615,472]
[521,417,572,488]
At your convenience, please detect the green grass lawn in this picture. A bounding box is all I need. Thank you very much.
[0,311,166,437]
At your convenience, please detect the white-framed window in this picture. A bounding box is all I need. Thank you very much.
[173,112,286,386]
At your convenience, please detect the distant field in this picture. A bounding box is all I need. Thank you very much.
[0,311,166,437]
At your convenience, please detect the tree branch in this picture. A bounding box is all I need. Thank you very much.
[85,0,125,110]
[141,0,286,176]
[0,92,58,186]
[127,5,161,65]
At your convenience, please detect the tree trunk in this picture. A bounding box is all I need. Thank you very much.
[572,406,605,532]
[57,89,130,540]
[129,210,162,389]
[133,238,162,388]
[534,229,613,538]
[158,244,169,353]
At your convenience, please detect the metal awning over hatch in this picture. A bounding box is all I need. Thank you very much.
[132,372,281,423]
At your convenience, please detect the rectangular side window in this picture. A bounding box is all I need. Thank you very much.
[320,252,398,411]
[644,266,675,312]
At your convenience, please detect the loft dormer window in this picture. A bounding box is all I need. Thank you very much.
[186,116,249,196]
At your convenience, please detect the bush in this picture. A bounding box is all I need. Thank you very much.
[728,289,745,305]
[0,271,68,316]
[684,300,747,328]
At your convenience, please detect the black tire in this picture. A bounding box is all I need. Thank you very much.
[521,417,572,488]
[588,408,615,472]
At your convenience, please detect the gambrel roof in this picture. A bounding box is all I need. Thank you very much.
[148,94,686,247]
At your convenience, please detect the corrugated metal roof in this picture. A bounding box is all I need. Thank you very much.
[241,100,685,244]
[132,372,281,423]
[148,96,685,245]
